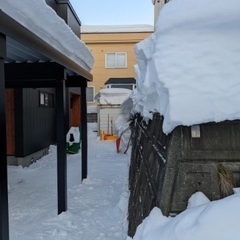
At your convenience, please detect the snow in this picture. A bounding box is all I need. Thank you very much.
[5,0,240,239]
[0,0,94,71]
[8,123,130,240]
[127,0,240,239]
[130,192,240,240]
[81,25,154,33]
[97,88,133,105]
[8,122,240,240]
[115,114,131,153]
[133,0,240,134]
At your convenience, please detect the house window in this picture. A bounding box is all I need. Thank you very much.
[39,91,54,107]
[105,52,127,68]
[106,84,136,90]
[86,86,95,103]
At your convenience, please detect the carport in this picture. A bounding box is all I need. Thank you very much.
[0,6,92,240]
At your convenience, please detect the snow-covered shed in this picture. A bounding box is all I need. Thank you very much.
[96,88,132,136]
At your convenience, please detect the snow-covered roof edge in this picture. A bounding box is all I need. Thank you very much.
[0,0,94,71]
[81,24,154,33]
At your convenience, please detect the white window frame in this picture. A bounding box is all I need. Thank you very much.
[105,52,127,68]
[39,91,54,107]
[106,84,136,90]
[86,86,95,103]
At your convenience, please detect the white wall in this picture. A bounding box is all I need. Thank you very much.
[98,106,122,135]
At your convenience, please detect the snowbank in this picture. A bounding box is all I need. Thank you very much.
[97,88,132,105]
[129,192,240,240]
[133,0,240,134]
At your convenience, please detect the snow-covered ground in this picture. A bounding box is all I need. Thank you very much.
[129,191,240,240]
[8,123,240,240]
[5,0,240,239]
[8,123,130,240]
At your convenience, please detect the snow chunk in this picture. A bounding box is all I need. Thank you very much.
[187,192,210,209]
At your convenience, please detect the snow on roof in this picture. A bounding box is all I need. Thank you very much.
[87,105,97,113]
[81,24,154,33]
[133,0,240,134]
[97,88,132,105]
[0,0,94,71]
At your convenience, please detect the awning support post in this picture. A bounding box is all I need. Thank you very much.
[81,79,88,180]
[56,71,68,214]
[0,33,9,240]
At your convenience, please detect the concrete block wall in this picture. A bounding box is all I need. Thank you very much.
[128,113,240,237]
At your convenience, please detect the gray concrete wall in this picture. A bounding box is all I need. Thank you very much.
[8,147,49,167]
[128,113,240,237]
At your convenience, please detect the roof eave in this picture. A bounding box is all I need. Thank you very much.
[0,10,92,81]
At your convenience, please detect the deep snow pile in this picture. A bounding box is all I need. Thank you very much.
[133,0,240,134]
[128,191,240,240]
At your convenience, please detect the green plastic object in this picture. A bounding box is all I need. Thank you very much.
[66,127,81,154]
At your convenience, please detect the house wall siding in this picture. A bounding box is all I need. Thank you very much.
[46,0,81,37]
[45,0,58,11]
[67,7,81,37]
[15,88,56,157]
[5,89,15,155]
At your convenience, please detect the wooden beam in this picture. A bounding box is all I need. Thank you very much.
[5,62,64,81]
[5,79,58,88]
[5,65,89,88]
[81,79,88,180]
[0,33,10,240]
[56,73,68,214]
[66,75,88,88]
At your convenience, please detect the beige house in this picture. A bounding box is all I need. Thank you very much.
[81,25,154,106]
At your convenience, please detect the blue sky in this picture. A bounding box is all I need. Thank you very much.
[70,0,154,25]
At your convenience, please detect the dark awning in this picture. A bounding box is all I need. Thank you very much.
[105,77,136,85]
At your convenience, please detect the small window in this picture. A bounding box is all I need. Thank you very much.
[105,52,127,68]
[39,91,54,107]
[86,86,95,103]
[106,84,136,90]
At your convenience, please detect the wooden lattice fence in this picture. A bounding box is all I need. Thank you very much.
[128,113,169,237]
[128,113,240,237]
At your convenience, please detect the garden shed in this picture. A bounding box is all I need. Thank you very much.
[96,88,132,136]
